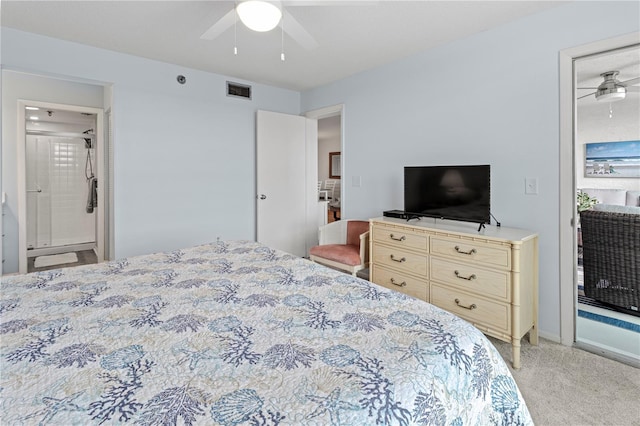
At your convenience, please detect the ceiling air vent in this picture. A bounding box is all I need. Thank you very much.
[227,82,252,100]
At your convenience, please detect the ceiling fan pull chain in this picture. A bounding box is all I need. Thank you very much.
[281,12,285,61]
[609,103,613,119]
[234,4,238,55]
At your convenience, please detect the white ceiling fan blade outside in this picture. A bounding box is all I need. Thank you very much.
[621,76,640,86]
[200,9,235,40]
[282,10,319,50]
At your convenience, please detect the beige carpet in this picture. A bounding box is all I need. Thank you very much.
[488,337,640,426]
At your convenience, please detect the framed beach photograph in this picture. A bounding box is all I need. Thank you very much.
[584,140,640,178]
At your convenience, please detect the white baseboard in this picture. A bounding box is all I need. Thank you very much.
[537,330,561,344]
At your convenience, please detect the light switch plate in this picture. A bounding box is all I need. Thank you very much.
[525,177,538,195]
[352,176,361,187]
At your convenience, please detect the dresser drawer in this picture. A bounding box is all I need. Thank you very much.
[372,223,428,251]
[431,236,511,269]
[431,284,510,335]
[372,243,428,277]
[430,258,510,301]
[371,265,428,301]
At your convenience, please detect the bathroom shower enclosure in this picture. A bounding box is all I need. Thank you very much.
[26,129,96,251]
[17,102,107,273]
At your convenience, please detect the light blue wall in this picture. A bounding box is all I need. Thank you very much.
[1,28,300,271]
[301,1,640,340]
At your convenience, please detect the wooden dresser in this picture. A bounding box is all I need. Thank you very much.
[370,217,538,369]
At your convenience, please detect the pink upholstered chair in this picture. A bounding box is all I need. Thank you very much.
[309,220,370,276]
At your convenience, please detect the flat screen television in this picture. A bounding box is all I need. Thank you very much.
[404,165,491,224]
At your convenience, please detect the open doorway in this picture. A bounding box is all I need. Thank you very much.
[559,33,639,360]
[573,45,640,364]
[318,115,341,223]
[306,104,344,227]
[17,101,107,274]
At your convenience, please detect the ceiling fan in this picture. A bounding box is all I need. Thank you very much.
[200,1,319,50]
[578,70,640,102]
[200,1,374,51]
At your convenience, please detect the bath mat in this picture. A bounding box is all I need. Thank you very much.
[34,252,78,268]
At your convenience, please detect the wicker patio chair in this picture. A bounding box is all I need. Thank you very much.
[579,207,640,314]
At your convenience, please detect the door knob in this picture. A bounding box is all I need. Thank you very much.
[259,194,267,200]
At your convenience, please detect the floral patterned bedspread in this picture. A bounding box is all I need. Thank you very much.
[1,240,532,425]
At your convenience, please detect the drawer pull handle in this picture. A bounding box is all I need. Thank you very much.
[454,246,477,255]
[455,298,477,310]
[390,278,407,287]
[454,270,477,281]
[389,234,406,242]
[390,254,406,263]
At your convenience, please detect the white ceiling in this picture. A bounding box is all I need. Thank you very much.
[1,0,569,91]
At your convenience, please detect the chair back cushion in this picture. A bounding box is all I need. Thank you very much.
[346,221,369,247]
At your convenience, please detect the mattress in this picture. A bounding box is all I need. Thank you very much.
[1,240,532,425]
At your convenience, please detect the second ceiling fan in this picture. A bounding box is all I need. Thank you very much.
[578,70,640,102]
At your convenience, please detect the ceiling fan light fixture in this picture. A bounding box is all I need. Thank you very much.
[594,71,627,102]
[237,1,282,32]
[596,86,626,102]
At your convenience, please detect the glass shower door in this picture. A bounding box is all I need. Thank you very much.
[26,134,96,250]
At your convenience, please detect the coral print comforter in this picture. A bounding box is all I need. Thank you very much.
[1,240,532,425]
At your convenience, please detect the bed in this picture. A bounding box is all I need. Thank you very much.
[1,240,532,425]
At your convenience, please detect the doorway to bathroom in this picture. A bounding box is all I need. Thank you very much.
[18,102,106,273]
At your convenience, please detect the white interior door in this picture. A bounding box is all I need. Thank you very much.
[256,110,317,257]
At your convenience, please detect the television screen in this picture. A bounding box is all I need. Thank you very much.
[404,165,491,224]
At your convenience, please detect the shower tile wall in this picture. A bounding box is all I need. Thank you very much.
[26,135,96,249]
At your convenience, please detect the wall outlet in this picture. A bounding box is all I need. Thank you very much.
[525,177,538,195]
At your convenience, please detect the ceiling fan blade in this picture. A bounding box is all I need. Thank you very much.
[282,10,319,50]
[621,76,640,86]
[577,92,596,100]
[286,0,378,5]
[627,86,640,93]
[200,9,235,40]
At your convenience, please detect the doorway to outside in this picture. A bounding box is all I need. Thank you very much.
[17,101,107,274]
